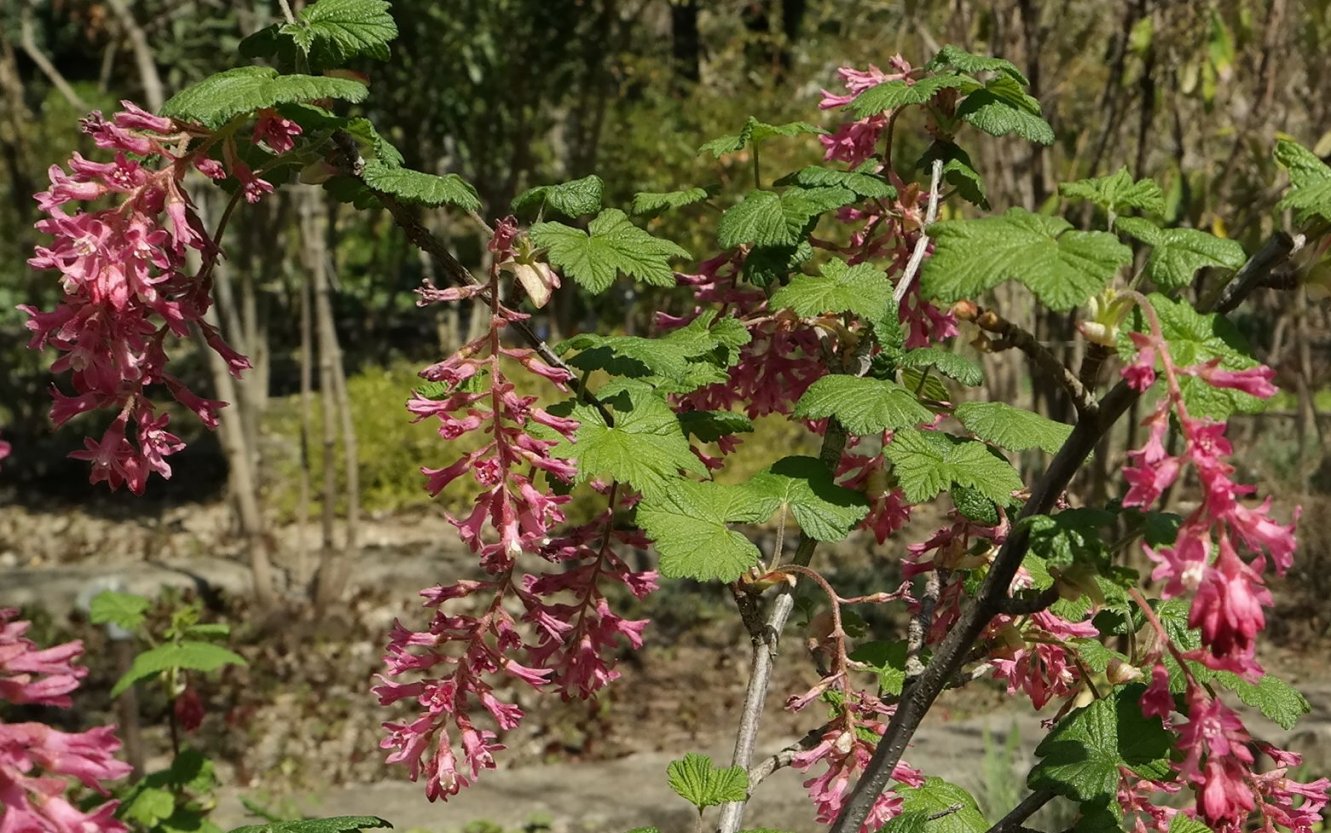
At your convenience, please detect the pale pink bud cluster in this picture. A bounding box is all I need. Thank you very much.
[0,609,132,833]
[22,101,267,493]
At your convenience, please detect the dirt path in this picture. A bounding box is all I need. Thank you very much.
[212,681,1331,833]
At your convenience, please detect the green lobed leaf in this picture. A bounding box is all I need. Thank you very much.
[884,428,1023,504]
[677,410,754,442]
[228,817,392,833]
[123,787,177,827]
[1168,815,1213,833]
[282,0,397,64]
[532,209,690,293]
[552,381,707,497]
[774,166,897,199]
[957,75,1055,145]
[513,175,604,219]
[918,141,988,209]
[851,74,971,118]
[927,45,1030,86]
[161,67,368,130]
[1028,685,1173,811]
[900,367,952,403]
[1118,293,1267,418]
[897,349,983,386]
[1115,217,1245,291]
[718,187,855,249]
[954,401,1072,454]
[666,753,748,809]
[921,207,1132,312]
[770,258,892,321]
[1207,671,1310,731]
[881,778,988,833]
[794,376,933,436]
[637,481,769,582]
[1059,168,1165,217]
[1274,137,1331,223]
[745,456,869,542]
[361,161,481,211]
[112,641,247,698]
[90,590,150,632]
[631,186,710,217]
[698,117,824,157]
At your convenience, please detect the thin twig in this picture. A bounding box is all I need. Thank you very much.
[19,5,87,111]
[827,233,1297,833]
[957,302,1098,417]
[746,728,825,790]
[984,789,1057,833]
[904,569,941,681]
[717,423,849,833]
[893,158,945,305]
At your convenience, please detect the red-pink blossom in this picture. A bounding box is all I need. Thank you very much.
[251,108,303,153]
[1,610,130,833]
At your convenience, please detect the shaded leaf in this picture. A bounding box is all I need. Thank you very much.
[746,456,869,542]
[513,175,604,219]
[957,76,1054,145]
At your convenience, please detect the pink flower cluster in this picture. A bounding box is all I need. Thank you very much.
[1121,329,1296,678]
[1119,300,1325,831]
[788,689,924,831]
[375,235,656,800]
[1136,676,1328,832]
[21,101,289,493]
[817,57,913,167]
[1,609,132,833]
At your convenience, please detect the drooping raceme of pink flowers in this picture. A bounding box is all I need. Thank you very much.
[21,101,285,493]
[1120,305,1296,679]
[1,609,132,833]
[376,232,656,800]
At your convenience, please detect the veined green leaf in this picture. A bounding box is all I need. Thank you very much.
[1115,217,1244,291]
[112,641,247,698]
[851,74,971,118]
[770,258,892,320]
[532,209,689,293]
[954,401,1072,454]
[699,117,824,157]
[957,75,1054,145]
[884,428,1023,504]
[718,187,855,249]
[666,753,748,808]
[161,67,367,129]
[282,0,397,63]
[1060,168,1165,217]
[638,481,770,581]
[513,175,604,218]
[362,161,481,211]
[745,456,868,542]
[794,376,933,435]
[631,187,710,216]
[921,208,1131,311]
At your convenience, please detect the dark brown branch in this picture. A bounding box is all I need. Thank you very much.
[956,301,1097,417]
[984,789,1057,833]
[828,233,1296,833]
[995,585,1060,616]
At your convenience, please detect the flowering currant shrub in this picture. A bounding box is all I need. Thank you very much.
[18,3,1331,833]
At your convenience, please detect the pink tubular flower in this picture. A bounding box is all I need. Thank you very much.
[1,610,131,833]
[251,108,303,154]
[0,437,9,468]
[25,101,257,494]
